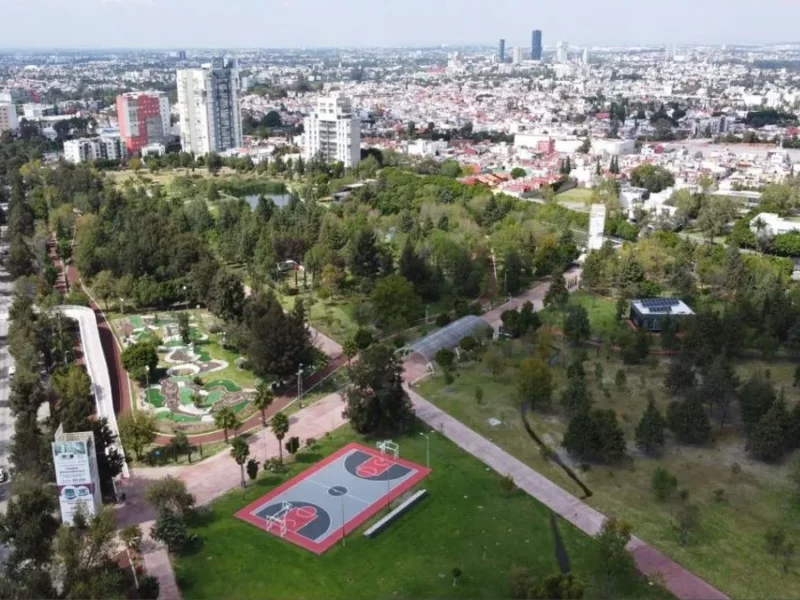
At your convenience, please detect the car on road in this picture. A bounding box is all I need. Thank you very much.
[7,365,15,380]
[0,468,7,483]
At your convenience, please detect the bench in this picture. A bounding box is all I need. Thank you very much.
[364,489,428,538]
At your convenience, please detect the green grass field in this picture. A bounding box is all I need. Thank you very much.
[539,292,621,338]
[556,188,594,204]
[173,426,665,600]
[417,336,800,599]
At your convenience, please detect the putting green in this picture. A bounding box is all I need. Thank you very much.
[204,379,242,392]
[146,388,164,408]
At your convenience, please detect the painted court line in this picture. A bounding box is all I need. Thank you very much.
[305,477,372,505]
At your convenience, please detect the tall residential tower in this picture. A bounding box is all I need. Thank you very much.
[303,93,361,168]
[531,30,543,61]
[176,58,243,155]
[116,91,170,154]
[499,39,506,63]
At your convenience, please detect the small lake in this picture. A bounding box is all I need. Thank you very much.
[244,194,292,209]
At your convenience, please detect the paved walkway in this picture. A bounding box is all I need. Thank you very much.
[114,391,348,600]
[405,386,728,600]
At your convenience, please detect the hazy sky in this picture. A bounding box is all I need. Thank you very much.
[2,0,800,49]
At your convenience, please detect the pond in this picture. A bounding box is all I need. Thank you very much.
[244,193,292,209]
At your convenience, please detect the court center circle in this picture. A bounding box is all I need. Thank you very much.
[328,485,348,497]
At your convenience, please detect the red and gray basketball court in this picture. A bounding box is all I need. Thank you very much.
[235,442,431,554]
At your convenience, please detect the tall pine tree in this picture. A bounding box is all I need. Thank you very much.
[635,398,667,456]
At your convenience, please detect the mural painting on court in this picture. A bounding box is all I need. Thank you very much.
[235,442,432,554]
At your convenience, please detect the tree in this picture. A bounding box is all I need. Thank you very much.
[92,270,116,311]
[484,344,506,381]
[560,374,592,418]
[52,507,128,599]
[214,405,241,444]
[349,229,381,279]
[738,373,776,435]
[118,412,156,461]
[371,274,422,330]
[529,573,586,599]
[151,508,187,552]
[120,341,158,383]
[635,398,667,456]
[664,352,696,396]
[451,567,462,587]
[0,479,60,569]
[435,348,456,370]
[697,196,736,240]
[700,356,739,427]
[651,466,678,501]
[271,411,290,463]
[209,270,246,322]
[230,436,250,487]
[564,304,591,346]
[168,430,190,462]
[510,167,526,179]
[502,249,524,296]
[252,382,274,426]
[675,500,700,546]
[285,436,300,456]
[593,518,636,598]
[667,394,712,445]
[53,364,92,432]
[343,338,358,364]
[247,458,259,481]
[177,312,191,344]
[630,164,675,193]
[563,408,626,464]
[544,273,569,309]
[518,357,553,410]
[344,344,415,435]
[145,476,195,516]
[747,398,789,461]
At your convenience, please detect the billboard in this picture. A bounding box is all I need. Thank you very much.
[588,203,607,251]
[53,432,102,525]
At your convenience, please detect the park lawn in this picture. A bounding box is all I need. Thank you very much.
[282,291,361,344]
[418,340,800,600]
[539,292,621,339]
[556,188,594,204]
[173,425,666,600]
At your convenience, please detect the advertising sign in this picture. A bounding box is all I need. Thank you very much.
[52,433,101,525]
[53,440,92,485]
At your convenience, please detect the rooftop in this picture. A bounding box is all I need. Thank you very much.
[631,297,694,316]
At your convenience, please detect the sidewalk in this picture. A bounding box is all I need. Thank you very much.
[405,386,729,600]
[114,391,348,600]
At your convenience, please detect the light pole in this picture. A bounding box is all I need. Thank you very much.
[419,431,432,469]
[119,297,125,315]
[297,363,304,408]
[144,365,151,403]
[182,285,188,310]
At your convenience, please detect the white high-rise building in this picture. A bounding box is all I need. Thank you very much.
[177,57,243,155]
[303,93,361,168]
[582,48,590,65]
[556,41,569,64]
[511,47,525,64]
[0,103,19,134]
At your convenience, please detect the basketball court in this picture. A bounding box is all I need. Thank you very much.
[235,442,432,554]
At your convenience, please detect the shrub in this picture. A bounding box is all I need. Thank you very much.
[353,328,374,350]
[263,457,289,473]
[306,437,317,447]
[474,386,484,404]
[435,312,452,327]
[652,466,678,501]
[500,474,516,495]
[435,348,456,369]
[459,336,478,353]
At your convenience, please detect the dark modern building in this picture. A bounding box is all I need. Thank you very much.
[629,298,694,332]
[531,30,543,61]
[499,39,506,63]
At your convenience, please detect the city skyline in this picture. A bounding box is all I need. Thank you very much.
[1,0,799,49]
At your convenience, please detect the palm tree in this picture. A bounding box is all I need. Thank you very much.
[214,405,241,444]
[271,412,290,463]
[252,382,274,427]
[230,437,250,487]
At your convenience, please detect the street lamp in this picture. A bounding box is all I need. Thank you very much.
[144,365,151,403]
[119,297,125,315]
[297,363,304,408]
[419,431,433,469]
[182,285,188,310]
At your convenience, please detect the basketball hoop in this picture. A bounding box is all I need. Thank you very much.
[264,501,293,538]
[376,440,399,458]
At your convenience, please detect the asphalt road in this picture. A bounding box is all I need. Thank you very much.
[0,224,14,564]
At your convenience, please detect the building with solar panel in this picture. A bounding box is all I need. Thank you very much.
[629,298,694,331]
